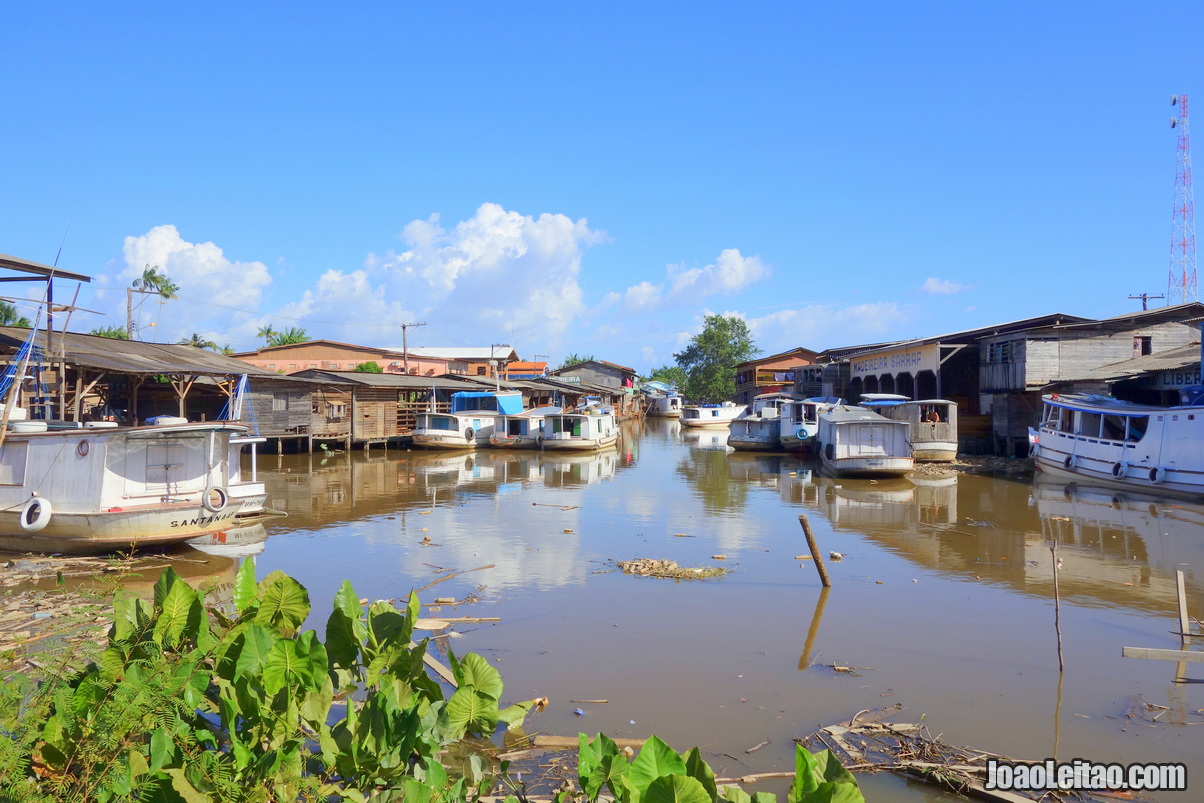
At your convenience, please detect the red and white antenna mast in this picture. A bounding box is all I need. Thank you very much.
[1169,94,1198,304]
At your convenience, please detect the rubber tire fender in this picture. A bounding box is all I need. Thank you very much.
[202,486,228,514]
[465,427,475,442]
[20,497,51,532]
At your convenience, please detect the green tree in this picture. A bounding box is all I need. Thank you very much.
[673,314,760,402]
[558,352,595,370]
[646,364,687,387]
[353,361,383,373]
[132,264,179,300]
[0,301,32,327]
[89,325,130,339]
[262,326,308,347]
[179,333,218,350]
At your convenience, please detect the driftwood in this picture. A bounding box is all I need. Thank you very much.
[806,717,1116,802]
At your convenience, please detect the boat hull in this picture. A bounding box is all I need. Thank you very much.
[542,433,619,451]
[820,455,914,478]
[726,437,782,451]
[912,442,958,462]
[0,497,267,555]
[412,432,483,450]
[488,434,540,450]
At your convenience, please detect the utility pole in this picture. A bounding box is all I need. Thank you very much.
[490,343,509,390]
[126,287,162,339]
[400,322,426,374]
[1129,293,1166,310]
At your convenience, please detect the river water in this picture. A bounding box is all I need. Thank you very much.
[169,418,1204,798]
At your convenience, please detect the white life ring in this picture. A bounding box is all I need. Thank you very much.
[464,427,475,442]
[1063,454,1077,471]
[20,497,51,532]
[796,428,807,441]
[202,486,228,514]
[1149,466,1166,485]
[1111,461,1129,479]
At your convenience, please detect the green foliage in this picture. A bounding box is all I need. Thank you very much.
[0,562,540,802]
[578,736,864,803]
[673,315,760,403]
[132,265,179,300]
[179,333,219,350]
[645,365,687,387]
[0,301,32,327]
[558,353,595,370]
[259,325,309,347]
[88,325,130,340]
[353,361,384,373]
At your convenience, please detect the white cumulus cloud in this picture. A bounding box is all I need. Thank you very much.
[615,248,768,314]
[920,277,967,295]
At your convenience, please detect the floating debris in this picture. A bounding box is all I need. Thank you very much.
[615,558,728,580]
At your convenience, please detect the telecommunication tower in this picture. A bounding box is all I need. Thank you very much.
[1168,94,1198,304]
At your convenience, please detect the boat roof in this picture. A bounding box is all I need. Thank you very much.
[819,407,907,425]
[1041,393,1176,413]
[507,405,562,418]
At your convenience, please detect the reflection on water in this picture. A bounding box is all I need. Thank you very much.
[118,419,1203,799]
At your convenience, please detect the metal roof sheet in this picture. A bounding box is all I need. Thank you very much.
[0,253,91,283]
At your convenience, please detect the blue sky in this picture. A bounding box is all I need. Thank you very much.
[2,2,1201,372]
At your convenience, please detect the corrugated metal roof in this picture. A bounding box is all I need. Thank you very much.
[0,327,283,377]
[387,346,519,361]
[1062,343,1201,382]
[291,369,493,389]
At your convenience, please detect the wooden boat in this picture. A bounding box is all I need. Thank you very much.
[489,406,560,449]
[1032,389,1204,498]
[816,406,913,477]
[727,392,797,451]
[646,393,684,418]
[859,394,959,462]
[0,420,272,554]
[412,390,524,450]
[542,402,619,451]
[681,401,746,428]
[778,397,845,455]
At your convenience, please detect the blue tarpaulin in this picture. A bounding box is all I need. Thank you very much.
[451,391,524,415]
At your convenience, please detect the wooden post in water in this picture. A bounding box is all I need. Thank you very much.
[798,514,831,587]
[1051,542,1064,672]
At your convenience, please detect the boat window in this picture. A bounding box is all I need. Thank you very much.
[1078,411,1102,438]
[0,441,27,485]
[1126,415,1148,442]
[1102,414,1126,441]
[1041,405,1061,429]
[431,416,454,431]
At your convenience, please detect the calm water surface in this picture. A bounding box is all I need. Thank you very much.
[199,418,1202,799]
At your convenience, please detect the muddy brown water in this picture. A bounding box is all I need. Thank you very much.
[15,417,1204,799]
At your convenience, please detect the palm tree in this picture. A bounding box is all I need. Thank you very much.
[133,265,179,300]
[0,301,32,328]
[90,325,130,339]
[179,333,218,350]
[256,324,278,343]
[267,327,308,347]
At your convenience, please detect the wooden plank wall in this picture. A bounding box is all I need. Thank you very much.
[311,387,353,439]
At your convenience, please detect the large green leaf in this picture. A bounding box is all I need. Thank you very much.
[682,747,717,802]
[789,746,860,803]
[334,580,368,638]
[586,753,631,801]
[445,686,499,736]
[629,736,687,794]
[262,639,311,695]
[153,566,181,610]
[645,775,712,803]
[790,783,864,803]
[497,698,540,729]
[255,573,310,635]
[325,608,361,671]
[153,578,200,647]
[453,652,503,701]
[233,556,258,615]
[719,785,751,803]
[234,624,280,679]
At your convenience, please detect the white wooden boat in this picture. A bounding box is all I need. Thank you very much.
[681,401,746,428]
[859,394,959,462]
[489,406,560,449]
[1032,390,1204,498]
[778,397,845,455]
[542,404,619,451]
[0,420,271,554]
[816,407,913,477]
[726,392,797,451]
[412,390,524,450]
[646,393,684,418]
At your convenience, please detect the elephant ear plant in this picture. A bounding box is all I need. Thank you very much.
[0,561,864,803]
[574,733,865,803]
[0,560,541,802]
